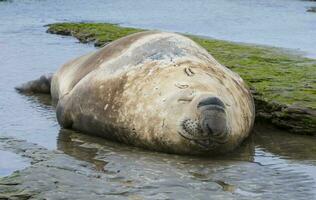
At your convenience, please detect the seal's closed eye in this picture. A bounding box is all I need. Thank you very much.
[177,89,195,103]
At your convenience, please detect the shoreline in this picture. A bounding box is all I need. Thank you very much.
[46,22,316,134]
[0,136,116,199]
[1,122,316,199]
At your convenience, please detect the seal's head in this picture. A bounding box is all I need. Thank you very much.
[160,65,254,154]
[121,60,254,155]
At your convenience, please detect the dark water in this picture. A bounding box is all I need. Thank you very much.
[0,0,316,199]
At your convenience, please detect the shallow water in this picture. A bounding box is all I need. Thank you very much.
[0,150,29,176]
[0,0,316,199]
[1,0,316,57]
[54,124,316,199]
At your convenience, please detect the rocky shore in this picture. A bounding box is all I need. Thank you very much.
[0,137,134,200]
[46,23,316,134]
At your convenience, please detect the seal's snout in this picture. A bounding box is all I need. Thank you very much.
[198,97,229,143]
[197,96,225,109]
[179,96,230,149]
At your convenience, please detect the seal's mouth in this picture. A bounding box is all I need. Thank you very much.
[179,119,216,149]
[178,96,229,149]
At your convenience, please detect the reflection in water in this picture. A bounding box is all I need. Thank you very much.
[254,123,316,163]
[56,123,316,199]
[23,93,55,111]
[58,129,108,172]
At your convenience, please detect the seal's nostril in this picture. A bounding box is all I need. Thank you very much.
[197,97,225,108]
[207,124,213,135]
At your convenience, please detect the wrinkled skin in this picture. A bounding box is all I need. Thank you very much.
[17,31,255,155]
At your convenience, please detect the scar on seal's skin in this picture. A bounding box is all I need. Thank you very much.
[174,83,189,89]
[184,67,195,76]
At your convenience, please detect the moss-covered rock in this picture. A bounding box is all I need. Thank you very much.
[46,23,143,47]
[46,23,316,134]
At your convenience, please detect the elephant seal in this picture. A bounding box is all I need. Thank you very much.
[16,31,255,155]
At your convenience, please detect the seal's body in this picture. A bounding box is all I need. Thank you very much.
[17,31,255,155]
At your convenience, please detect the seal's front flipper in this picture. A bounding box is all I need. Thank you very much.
[15,74,53,94]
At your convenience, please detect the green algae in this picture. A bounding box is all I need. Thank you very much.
[46,23,143,47]
[46,22,316,134]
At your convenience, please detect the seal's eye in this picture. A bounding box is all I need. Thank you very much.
[178,96,193,103]
[177,90,195,103]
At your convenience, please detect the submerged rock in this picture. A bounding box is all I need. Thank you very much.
[0,137,132,200]
[307,7,316,13]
